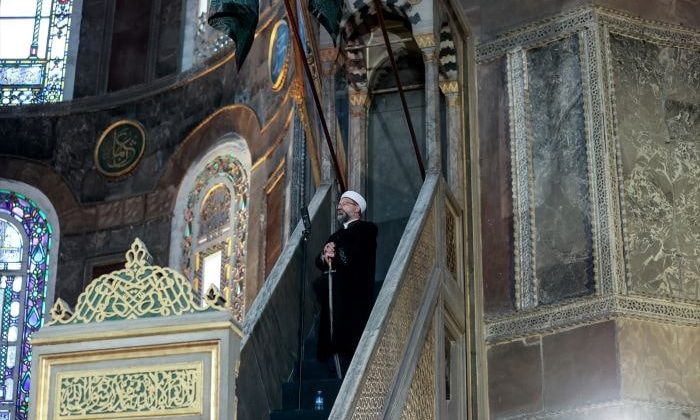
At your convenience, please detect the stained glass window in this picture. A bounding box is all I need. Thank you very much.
[0,0,76,106]
[0,190,52,420]
[181,155,248,323]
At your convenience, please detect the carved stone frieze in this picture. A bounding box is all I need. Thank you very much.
[477,6,700,62]
[485,295,699,343]
[506,48,536,310]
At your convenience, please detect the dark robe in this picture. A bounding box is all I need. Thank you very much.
[314,219,378,360]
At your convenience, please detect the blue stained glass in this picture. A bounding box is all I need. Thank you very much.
[20,373,29,393]
[0,190,52,420]
[31,245,44,263]
[0,65,44,85]
[25,307,39,329]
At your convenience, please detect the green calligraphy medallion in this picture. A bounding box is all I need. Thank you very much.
[94,120,146,178]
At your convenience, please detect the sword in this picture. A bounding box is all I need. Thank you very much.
[327,258,342,379]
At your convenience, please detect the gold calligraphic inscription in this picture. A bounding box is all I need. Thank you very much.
[55,362,203,419]
[94,120,146,178]
[49,238,227,325]
[33,341,221,419]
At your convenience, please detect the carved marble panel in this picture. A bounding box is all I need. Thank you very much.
[609,34,700,301]
[527,35,595,305]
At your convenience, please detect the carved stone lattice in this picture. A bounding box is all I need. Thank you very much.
[400,313,436,420]
[49,239,226,325]
[56,363,202,418]
[352,207,435,419]
[445,205,457,280]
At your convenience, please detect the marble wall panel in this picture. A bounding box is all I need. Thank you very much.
[542,321,619,411]
[477,57,516,315]
[527,35,595,305]
[544,402,699,420]
[617,318,700,406]
[487,338,543,418]
[610,34,700,301]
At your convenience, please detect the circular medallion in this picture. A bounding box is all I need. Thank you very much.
[269,20,291,91]
[94,120,146,178]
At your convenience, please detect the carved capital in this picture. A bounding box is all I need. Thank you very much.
[349,91,369,108]
[319,47,337,63]
[439,80,460,95]
[414,33,436,49]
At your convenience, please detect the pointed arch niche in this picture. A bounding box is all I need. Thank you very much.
[170,137,252,324]
[0,180,59,420]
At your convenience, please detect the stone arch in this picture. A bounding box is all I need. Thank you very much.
[438,20,458,81]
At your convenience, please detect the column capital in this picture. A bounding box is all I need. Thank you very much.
[349,90,369,109]
[414,33,436,49]
[319,47,337,63]
[319,47,337,76]
[439,80,460,95]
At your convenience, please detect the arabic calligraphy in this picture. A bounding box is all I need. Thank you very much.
[95,120,146,177]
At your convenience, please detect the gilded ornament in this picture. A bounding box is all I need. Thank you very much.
[438,80,459,95]
[414,33,436,49]
[49,238,228,326]
[94,120,146,179]
[269,20,291,91]
[56,363,203,419]
[349,92,368,107]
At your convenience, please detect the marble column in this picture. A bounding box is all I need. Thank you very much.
[439,80,464,203]
[417,33,441,174]
[320,47,337,184]
[348,88,369,194]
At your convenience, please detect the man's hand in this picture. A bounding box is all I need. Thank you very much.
[323,242,336,264]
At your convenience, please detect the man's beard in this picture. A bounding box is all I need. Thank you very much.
[336,209,351,224]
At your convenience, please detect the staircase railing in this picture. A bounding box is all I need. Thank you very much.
[237,184,333,420]
[330,173,444,419]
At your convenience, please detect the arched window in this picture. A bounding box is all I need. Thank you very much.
[0,0,77,106]
[172,139,251,324]
[0,190,53,419]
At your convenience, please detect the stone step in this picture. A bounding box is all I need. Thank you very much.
[270,408,331,420]
[282,378,342,410]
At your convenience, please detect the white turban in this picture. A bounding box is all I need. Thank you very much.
[341,190,367,214]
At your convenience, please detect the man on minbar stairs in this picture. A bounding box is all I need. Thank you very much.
[315,191,378,379]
